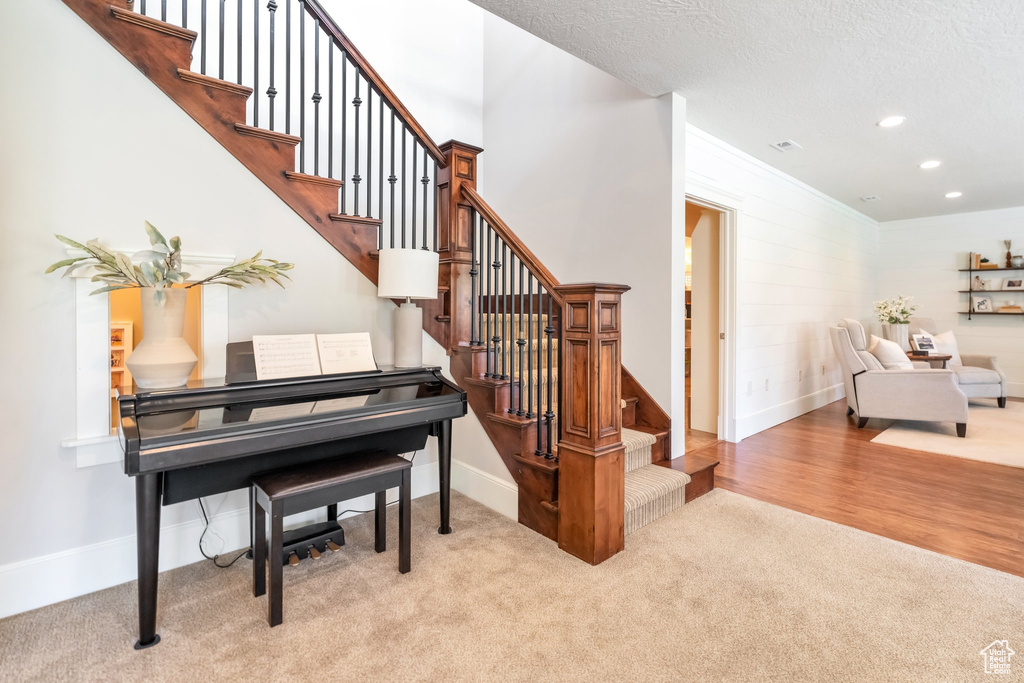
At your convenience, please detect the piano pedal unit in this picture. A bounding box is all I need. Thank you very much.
[278,519,346,566]
[326,539,342,553]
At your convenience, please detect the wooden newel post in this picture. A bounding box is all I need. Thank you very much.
[554,283,631,565]
[435,140,484,351]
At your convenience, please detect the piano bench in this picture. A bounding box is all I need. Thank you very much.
[251,450,413,627]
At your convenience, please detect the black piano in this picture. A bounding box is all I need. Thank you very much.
[118,355,466,649]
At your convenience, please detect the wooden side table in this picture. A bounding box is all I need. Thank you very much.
[907,353,953,369]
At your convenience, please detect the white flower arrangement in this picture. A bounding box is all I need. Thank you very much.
[873,295,917,325]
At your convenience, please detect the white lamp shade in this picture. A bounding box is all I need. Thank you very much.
[376,248,439,300]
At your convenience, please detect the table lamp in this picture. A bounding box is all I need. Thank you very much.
[377,248,440,368]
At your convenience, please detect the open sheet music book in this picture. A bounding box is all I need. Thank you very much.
[251,333,378,381]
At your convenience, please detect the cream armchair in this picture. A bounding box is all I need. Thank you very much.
[829,319,969,437]
[909,318,1007,407]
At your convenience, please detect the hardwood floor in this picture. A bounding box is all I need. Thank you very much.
[708,400,1024,577]
[684,428,720,454]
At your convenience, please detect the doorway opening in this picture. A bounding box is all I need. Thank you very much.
[685,200,725,448]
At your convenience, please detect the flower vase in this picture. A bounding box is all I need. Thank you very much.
[125,287,198,388]
[881,322,910,351]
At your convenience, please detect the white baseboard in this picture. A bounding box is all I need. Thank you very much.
[1007,381,1024,399]
[451,459,518,521]
[0,460,439,620]
[735,384,844,441]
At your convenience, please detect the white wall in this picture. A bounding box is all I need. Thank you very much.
[686,126,880,440]
[0,0,496,618]
[878,206,1024,398]
[480,15,687,451]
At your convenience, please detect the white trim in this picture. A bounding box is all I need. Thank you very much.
[1007,381,1024,399]
[735,383,845,441]
[0,460,439,619]
[60,250,235,468]
[685,191,740,444]
[451,459,518,521]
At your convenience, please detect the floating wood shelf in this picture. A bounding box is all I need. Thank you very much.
[958,311,1024,316]
[959,267,1024,272]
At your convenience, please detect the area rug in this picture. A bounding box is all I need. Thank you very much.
[871,399,1024,467]
[1,491,1022,681]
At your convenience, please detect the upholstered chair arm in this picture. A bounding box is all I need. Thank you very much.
[855,370,968,423]
[960,354,1008,394]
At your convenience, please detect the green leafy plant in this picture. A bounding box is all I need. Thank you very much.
[45,221,294,305]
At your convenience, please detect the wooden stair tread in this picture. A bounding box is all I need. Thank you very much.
[329,213,384,226]
[514,452,558,473]
[234,123,301,146]
[110,6,197,42]
[177,69,253,97]
[284,171,343,188]
[462,375,509,389]
[485,411,536,428]
[627,424,669,440]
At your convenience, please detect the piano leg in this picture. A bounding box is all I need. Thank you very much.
[134,473,162,649]
[437,419,452,534]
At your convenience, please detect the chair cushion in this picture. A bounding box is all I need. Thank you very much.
[838,318,868,350]
[932,330,963,367]
[868,335,913,370]
[254,451,411,500]
[952,366,1002,386]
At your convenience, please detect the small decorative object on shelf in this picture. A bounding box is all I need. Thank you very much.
[46,222,295,388]
[1013,255,1024,268]
[1006,240,1014,269]
[873,295,917,350]
[973,295,993,313]
[1005,278,1024,291]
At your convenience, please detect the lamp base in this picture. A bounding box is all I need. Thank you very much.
[393,302,423,368]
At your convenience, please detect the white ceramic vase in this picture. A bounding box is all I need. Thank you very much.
[125,287,198,389]
[881,322,910,351]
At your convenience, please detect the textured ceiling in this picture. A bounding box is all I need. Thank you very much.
[470,0,1024,221]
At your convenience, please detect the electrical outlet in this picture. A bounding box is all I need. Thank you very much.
[764,378,770,392]
[798,369,803,382]
[821,364,826,376]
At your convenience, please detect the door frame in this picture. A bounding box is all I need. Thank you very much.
[685,189,739,443]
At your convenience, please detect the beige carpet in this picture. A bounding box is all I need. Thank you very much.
[2,491,1023,682]
[872,399,1024,467]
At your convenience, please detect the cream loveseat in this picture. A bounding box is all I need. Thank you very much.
[909,317,1007,407]
[829,318,969,437]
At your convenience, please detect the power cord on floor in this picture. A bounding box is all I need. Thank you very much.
[196,450,419,567]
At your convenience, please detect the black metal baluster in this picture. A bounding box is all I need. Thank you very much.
[352,73,361,214]
[299,6,305,169]
[253,0,259,128]
[389,112,396,247]
[237,0,242,84]
[477,217,484,348]
[469,213,478,346]
[411,143,417,249]
[340,53,347,213]
[485,227,493,377]
[200,0,207,74]
[500,241,507,379]
[535,286,544,456]
[400,127,406,246]
[526,273,534,418]
[267,1,277,130]
[516,262,525,416]
[312,23,321,174]
[285,1,291,132]
[421,153,428,250]
[433,160,438,252]
[366,90,372,217]
[181,0,187,28]
[217,0,223,79]
[140,0,146,15]
[327,46,333,176]
[161,0,166,23]
[545,293,555,459]
[507,253,516,412]
[379,100,384,245]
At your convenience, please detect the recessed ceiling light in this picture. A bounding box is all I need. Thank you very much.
[861,195,881,203]
[919,160,942,169]
[945,191,963,199]
[877,115,906,128]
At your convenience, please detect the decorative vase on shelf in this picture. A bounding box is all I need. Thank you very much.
[125,287,198,389]
[881,322,910,351]
[1012,255,1024,269]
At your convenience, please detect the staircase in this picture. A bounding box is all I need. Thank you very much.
[63,0,712,564]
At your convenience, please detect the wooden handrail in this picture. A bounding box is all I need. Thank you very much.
[461,186,563,306]
[302,0,447,166]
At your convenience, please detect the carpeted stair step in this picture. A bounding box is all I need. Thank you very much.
[624,465,690,536]
[622,428,658,473]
